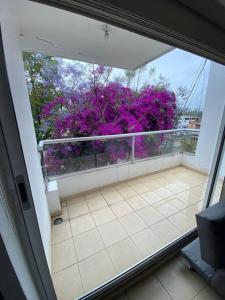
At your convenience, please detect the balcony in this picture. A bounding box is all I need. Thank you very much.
[39,128,200,197]
[2,1,225,299]
[50,166,208,299]
[37,128,222,299]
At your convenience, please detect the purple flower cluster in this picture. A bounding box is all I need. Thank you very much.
[41,80,176,175]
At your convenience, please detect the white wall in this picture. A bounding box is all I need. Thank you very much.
[0,1,51,268]
[190,62,225,173]
[58,153,182,198]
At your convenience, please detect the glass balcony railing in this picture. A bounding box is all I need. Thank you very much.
[38,129,199,179]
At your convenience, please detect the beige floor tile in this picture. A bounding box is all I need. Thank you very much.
[197,200,204,210]
[151,219,181,244]
[131,183,149,194]
[174,180,191,190]
[126,276,171,300]
[119,212,147,235]
[70,213,95,236]
[180,176,203,187]
[176,173,189,180]
[98,219,128,247]
[177,190,200,204]
[110,201,133,217]
[142,180,162,191]
[137,206,164,226]
[126,195,148,210]
[50,167,214,300]
[118,187,137,199]
[168,196,189,210]
[137,175,153,184]
[169,211,196,233]
[156,257,206,300]
[166,182,186,194]
[166,169,181,176]
[156,202,179,218]
[154,187,174,199]
[189,183,206,199]
[51,238,77,273]
[52,264,83,300]
[141,191,163,204]
[114,254,221,300]
[74,228,104,261]
[51,221,72,244]
[152,199,167,208]
[79,250,116,292]
[159,172,174,182]
[153,177,172,186]
[192,173,206,181]
[91,206,116,226]
[67,194,85,206]
[68,201,89,219]
[182,203,201,216]
[107,238,142,273]
[102,190,124,204]
[132,228,164,257]
[86,195,107,212]
[193,286,223,300]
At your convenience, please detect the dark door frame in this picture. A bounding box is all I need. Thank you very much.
[0,233,26,300]
[0,26,56,300]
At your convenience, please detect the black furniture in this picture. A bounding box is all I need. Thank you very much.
[181,201,225,298]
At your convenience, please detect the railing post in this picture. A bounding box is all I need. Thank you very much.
[132,136,135,163]
[40,150,48,189]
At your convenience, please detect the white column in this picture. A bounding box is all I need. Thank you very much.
[183,61,225,173]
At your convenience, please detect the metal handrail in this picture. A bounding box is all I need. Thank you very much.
[38,128,200,181]
[38,128,200,151]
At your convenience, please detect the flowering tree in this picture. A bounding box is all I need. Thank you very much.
[40,67,176,175]
[23,54,177,175]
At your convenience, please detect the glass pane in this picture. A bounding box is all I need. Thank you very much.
[134,130,199,160]
[43,137,132,177]
[20,1,225,298]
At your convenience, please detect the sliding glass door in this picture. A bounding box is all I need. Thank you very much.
[1,1,225,299]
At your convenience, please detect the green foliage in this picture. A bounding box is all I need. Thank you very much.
[181,139,197,154]
[23,52,59,141]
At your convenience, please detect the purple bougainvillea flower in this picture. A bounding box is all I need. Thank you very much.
[40,70,176,174]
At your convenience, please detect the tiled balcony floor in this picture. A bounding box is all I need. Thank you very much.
[51,166,214,300]
[114,255,223,300]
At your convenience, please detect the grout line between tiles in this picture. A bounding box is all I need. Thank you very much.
[51,167,209,300]
[156,275,174,300]
[69,215,86,294]
[190,285,209,300]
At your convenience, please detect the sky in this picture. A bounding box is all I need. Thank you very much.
[109,48,211,111]
[63,47,211,111]
[147,48,210,110]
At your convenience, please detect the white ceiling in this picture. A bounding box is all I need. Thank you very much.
[4,0,174,70]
